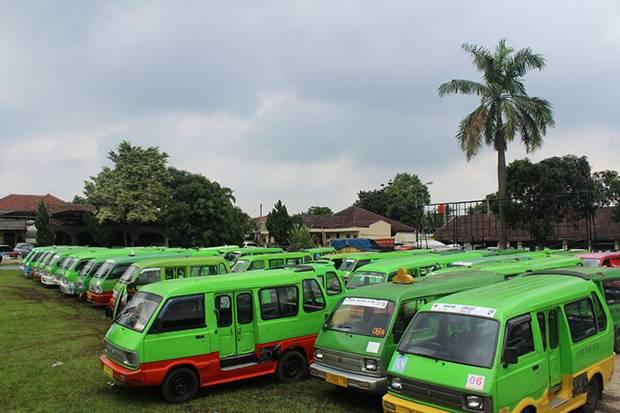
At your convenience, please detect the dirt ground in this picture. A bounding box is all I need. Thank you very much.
[601,357,620,412]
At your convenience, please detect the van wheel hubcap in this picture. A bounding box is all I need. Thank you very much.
[284,360,299,377]
[173,377,190,395]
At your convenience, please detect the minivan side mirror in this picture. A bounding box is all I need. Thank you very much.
[502,347,519,365]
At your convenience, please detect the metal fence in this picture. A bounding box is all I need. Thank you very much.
[414,195,619,251]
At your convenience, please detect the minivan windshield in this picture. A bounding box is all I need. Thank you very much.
[581,258,600,268]
[115,292,162,333]
[94,262,113,279]
[347,271,387,289]
[119,265,141,284]
[231,260,250,273]
[80,260,96,277]
[224,252,242,262]
[326,297,395,337]
[398,311,499,369]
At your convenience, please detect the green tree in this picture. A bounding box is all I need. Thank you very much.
[306,206,333,216]
[35,200,54,246]
[161,168,249,247]
[288,225,315,250]
[504,155,597,247]
[355,173,430,227]
[82,141,171,245]
[266,200,293,245]
[355,188,388,217]
[593,170,620,221]
[438,40,555,248]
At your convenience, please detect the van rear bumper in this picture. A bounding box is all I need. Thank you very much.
[309,362,387,393]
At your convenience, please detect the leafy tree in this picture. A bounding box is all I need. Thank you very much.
[35,200,54,246]
[593,170,620,221]
[356,173,430,227]
[161,168,249,247]
[438,40,555,248]
[266,200,293,245]
[504,155,597,247]
[72,195,87,204]
[82,141,171,245]
[288,225,315,250]
[306,206,333,216]
[355,188,388,217]
[384,173,430,227]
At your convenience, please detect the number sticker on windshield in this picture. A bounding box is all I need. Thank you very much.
[392,354,408,372]
[366,341,381,353]
[343,297,389,309]
[431,303,497,318]
[465,374,485,391]
[371,327,385,336]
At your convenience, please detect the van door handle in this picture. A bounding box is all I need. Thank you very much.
[532,364,539,371]
[195,334,205,339]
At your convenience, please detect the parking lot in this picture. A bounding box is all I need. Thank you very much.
[2,266,620,413]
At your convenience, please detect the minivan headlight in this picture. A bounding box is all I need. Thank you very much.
[364,358,377,371]
[314,349,323,360]
[94,285,102,294]
[464,395,484,411]
[124,351,139,368]
[390,376,402,391]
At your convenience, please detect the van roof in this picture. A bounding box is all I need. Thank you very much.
[140,268,317,297]
[578,252,620,260]
[345,270,508,302]
[130,255,226,268]
[429,274,595,320]
[236,252,310,262]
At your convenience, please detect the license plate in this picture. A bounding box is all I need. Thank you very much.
[103,365,114,379]
[325,372,348,387]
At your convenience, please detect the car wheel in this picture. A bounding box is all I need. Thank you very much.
[578,376,602,413]
[276,350,307,383]
[161,367,199,403]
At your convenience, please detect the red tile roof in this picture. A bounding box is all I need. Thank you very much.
[303,206,415,233]
[0,194,93,216]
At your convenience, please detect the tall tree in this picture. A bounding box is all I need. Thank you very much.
[355,188,388,217]
[306,206,333,216]
[438,40,555,248]
[161,168,249,246]
[266,200,293,245]
[288,225,315,250]
[34,200,54,246]
[594,170,620,221]
[82,141,171,245]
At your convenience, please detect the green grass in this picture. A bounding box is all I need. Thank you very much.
[0,269,381,413]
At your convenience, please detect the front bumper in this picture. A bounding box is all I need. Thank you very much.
[87,291,113,306]
[310,362,387,393]
[40,273,58,286]
[59,280,76,295]
[99,355,144,386]
[383,393,448,413]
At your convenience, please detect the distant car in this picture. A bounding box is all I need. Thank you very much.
[242,241,259,248]
[0,245,19,261]
[14,242,34,258]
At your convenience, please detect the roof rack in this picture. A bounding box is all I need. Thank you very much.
[522,270,591,280]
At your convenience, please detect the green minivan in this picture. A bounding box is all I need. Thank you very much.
[223,247,284,262]
[310,269,512,393]
[230,252,312,273]
[100,267,346,403]
[383,272,614,413]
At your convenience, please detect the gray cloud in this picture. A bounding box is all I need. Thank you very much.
[0,0,619,215]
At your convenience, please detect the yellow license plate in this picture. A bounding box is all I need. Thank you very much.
[325,372,348,387]
[103,365,114,379]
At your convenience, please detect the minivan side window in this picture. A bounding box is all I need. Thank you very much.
[219,263,227,274]
[286,258,301,265]
[354,259,371,270]
[215,295,233,327]
[176,267,186,278]
[549,309,559,349]
[269,259,285,268]
[603,280,620,304]
[591,293,608,332]
[137,269,160,285]
[564,298,597,342]
[536,312,547,350]
[249,261,265,270]
[259,286,298,320]
[504,315,535,357]
[302,279,326,312]
[237,293,253,324]
[165,267,174,280]
[155,294,205,333]
[326,272,342,295]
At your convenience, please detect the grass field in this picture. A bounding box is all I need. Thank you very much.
[0,269,381,413]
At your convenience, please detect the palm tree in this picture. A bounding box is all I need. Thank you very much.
[438,40,555,248]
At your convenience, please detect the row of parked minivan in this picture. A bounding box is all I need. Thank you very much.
[18,245,620,412]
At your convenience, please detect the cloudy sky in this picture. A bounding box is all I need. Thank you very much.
[1,1,619,216]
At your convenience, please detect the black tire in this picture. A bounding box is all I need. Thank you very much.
[276,350,307,383]
[161,367,199,404]
[578,376,602,413]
